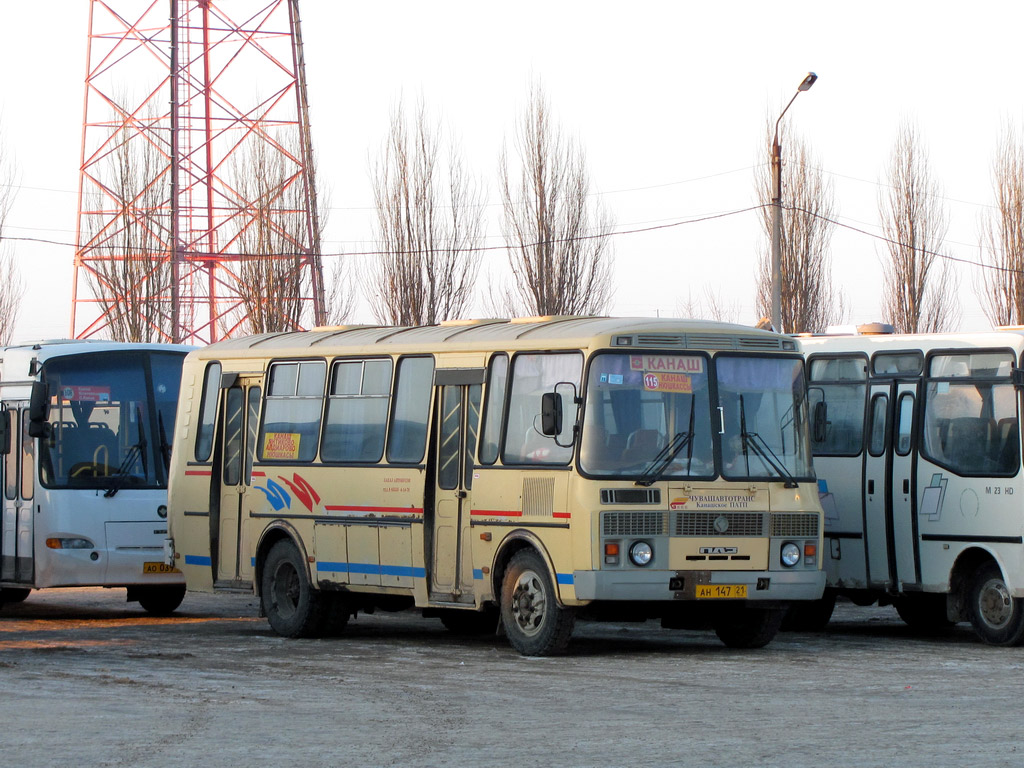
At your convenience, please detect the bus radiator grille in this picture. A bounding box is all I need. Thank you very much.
[602,511,669,536]
[674,512,766,537]
[769,513,819,537]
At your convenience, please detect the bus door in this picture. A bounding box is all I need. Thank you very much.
[863,379,920,589]
[428,372,483,604]
[213,376,262,587]
[1,406,33,584]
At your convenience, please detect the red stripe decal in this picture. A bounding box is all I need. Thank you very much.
[553,512,572,519]
[251,471,267,477]
[470,509,523,517]
[185,470,212,477]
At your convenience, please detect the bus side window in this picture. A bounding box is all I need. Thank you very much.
[502,352,582,465]
[478,354,508,465]
[259,361,325,463]
[321,358,393,463]
[387,356,434,464]
[195,362,221,462]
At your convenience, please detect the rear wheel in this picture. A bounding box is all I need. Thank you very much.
[0,587,31,604]
[261,540,325,638]
[500,550,574,656]
[137,585,186,615]
[968,562,1024,646]
[713,607,785,649]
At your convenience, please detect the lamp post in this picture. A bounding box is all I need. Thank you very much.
[771,71,817,333]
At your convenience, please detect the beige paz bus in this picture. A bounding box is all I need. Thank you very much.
[165,317,824,654]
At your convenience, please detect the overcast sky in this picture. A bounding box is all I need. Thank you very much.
[2,1,1023,342]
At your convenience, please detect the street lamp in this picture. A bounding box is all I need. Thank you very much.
[771,71,817,333]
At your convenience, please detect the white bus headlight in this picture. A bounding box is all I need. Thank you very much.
[629,540,653,567]
[781,542,801,567]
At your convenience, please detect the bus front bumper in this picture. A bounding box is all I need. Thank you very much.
[572,569,825,602]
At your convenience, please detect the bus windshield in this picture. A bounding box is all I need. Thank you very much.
[580,352,715,478]
[579,352,812,481]
[37,350,186,491]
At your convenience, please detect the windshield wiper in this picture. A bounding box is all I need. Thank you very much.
[104,406,148,498]
[738,395,798,488]
[635,397,696,487]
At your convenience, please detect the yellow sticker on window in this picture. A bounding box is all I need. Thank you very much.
[263,432,301,461]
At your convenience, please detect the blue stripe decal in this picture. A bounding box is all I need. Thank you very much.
[556,573,575,585]
[251,557,256,567]
[185,555,212,566]
[316,561,426,579]
[472,569,484,580]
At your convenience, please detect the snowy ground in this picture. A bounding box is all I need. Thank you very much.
[1,588,1020,768]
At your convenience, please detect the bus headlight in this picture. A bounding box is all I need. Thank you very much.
[46,537,95,550]
[780,542,801,567]
[629,540,653,567]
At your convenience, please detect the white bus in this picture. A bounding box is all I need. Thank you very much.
[0,340,191,614]
[800,327,1024,645]
[166,317,824,654]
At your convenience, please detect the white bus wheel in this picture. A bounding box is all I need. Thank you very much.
[968,563,1024,646]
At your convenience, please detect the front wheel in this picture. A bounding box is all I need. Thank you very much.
[968,562,1024,646]
[261,540,325,638]
[781,592,836,632]
[137,585,186,615]
[713,606,785,648]
[500,550,575,656]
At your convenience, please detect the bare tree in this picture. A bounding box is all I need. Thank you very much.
[83,114,174,343]
[497,82,613,317]
[676,286,740,324]
[755,117,844,333]
[979,122,1024,326]
[365,100,484,326]
[0,125,22,343]
[228,131,324,335]
[878,121,958,333]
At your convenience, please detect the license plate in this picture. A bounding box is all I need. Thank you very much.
[696,584,747,599]
[143,562,180,574]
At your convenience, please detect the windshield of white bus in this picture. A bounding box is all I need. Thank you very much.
[37,351,185,490]
[579,352,812,482]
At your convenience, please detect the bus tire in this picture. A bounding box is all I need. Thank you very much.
[262,540,325,638]
[781,592,836,632]
[893,593,954,634]
[500,550,575,656]
[438,606,499,636]
[713,606,785,648]
[137,585,186,616]
[968,562,1024,646]
[320,594,351,637]
[0,587,31,604]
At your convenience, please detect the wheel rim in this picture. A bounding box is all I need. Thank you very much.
[977,577,1014,630]
[511,568,547,637]
[272,560,301,620]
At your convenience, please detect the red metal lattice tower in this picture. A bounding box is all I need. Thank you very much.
[72,0,325,344]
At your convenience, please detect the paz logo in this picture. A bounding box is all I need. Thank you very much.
[669,496,689,510]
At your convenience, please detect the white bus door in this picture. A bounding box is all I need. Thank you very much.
[213,378,262,587]
[863,380,920,589]
[1,406,33,585]
[428,378,482,604]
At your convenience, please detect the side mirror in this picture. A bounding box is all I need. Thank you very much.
[812,400,828,443]
[0,410,9,455]
[540,392,562,436]
[28,380,52,439]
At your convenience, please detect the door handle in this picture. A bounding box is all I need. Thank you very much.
[867,479,874,494]
[903,479,910,494]
[456,490,467,499]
